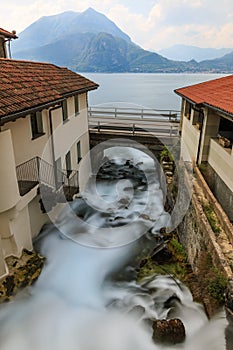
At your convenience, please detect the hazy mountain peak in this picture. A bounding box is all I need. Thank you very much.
[13,8,131,53]
[83,7,98,14]
[159,44,233,62]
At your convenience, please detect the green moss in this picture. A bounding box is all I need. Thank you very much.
[137,237,189,284]
[203,204,221,234]
[169,237,187,262]
[207,269,227,303]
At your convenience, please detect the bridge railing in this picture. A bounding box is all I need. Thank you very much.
[88,106,180,121]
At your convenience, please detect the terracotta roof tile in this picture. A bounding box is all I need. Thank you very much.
[0,28,17,39]
[0,58,98,118]
[175,75,233,115]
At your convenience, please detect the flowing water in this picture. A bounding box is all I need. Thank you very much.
[0,148,227,349]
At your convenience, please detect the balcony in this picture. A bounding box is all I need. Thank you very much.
[16,157,79,202]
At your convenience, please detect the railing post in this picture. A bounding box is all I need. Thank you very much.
[98,121,100,132]
[115,108,117,118]
[132,124,135,135]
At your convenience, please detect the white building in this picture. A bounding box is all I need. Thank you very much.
[175,75,233,221]
[0,57,98,277]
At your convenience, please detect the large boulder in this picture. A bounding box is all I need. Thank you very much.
[152,318,185,344]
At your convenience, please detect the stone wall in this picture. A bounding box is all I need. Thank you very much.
[174,166,233,316]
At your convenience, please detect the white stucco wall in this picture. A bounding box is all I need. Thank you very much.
[0,130,20,212]
[208,138,233,193]
[2,110,51,166]
[180,116,200,163]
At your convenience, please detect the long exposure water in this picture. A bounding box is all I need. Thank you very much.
[0,147,227,349]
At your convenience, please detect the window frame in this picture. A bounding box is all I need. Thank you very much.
[30,110,45,140]
[184,101,192,120]
[62,100,69,122]
[65,151,72,177]
[74,95,80,116]
[77,141,82,163]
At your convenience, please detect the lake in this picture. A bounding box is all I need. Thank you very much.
[84,73,226,110]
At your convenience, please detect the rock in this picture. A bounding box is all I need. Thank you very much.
[152,318,185,344]
[151,245,173,264]
[0,250,45,302]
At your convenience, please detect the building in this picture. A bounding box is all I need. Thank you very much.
[175,75,233,221]
[0,57,98,277]
[0,28,17,58]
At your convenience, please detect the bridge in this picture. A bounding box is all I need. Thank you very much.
[88,106,180,137]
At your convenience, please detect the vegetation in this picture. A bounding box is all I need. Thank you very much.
[137,234,189,284]
[160,147,174,162]
[169,237,187,262]
[207,268,227,303]
[203,204,221,234]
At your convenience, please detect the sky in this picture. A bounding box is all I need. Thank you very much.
[1,0,233,51]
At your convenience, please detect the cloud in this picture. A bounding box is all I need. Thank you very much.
[2,0,233,50]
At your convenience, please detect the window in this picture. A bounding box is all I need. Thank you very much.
[65,151,72,177]
[77,141,82,163]
[192,109,204,128]
[74,95,79,116]
[30,111,44,139]
[184,101,192,120]
[62,100,68,122]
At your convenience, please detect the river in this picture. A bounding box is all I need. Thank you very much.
[0,146,227,349]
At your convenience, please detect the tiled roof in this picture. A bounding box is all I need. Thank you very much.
[175,75,233,116]
[0,28,17,39]
[0,59,98,119]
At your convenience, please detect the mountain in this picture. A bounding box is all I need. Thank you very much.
[12,8,233,73]
[14,32,178,73]
[159,44,233,62]
[199,51,233,72]
[12,7,131,53]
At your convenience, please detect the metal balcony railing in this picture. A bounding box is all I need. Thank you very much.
[16,156,79,198]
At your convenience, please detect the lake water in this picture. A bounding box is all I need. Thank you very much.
[84,73,226,110]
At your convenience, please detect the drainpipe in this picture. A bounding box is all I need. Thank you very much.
[4,39,12,58]
[49,104,62,189]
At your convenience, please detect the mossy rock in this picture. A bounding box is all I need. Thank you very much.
[0,249,45,302]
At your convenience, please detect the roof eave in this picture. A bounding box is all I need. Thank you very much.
[174,90,198,105]
[0,98,65,126]
[62,85,99,98]
[202,103,233,120]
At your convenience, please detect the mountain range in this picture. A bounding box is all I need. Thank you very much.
[12,8,233,73]
[158,44,233,62]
